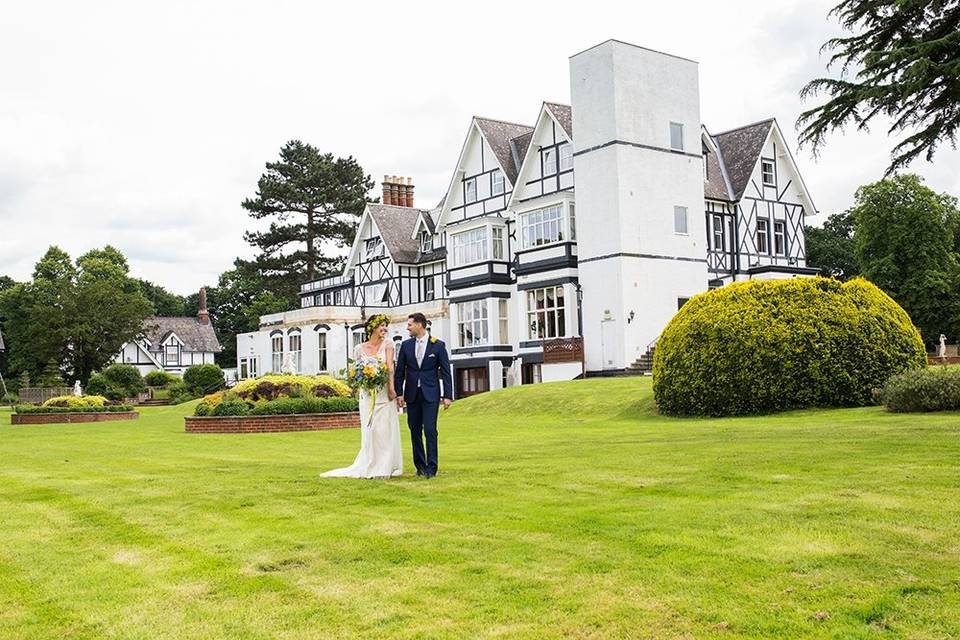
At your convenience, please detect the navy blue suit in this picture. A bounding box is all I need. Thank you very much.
[395,336,453,476]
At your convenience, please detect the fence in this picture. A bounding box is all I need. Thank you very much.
[543,337,584,364]
[17,387,74,405]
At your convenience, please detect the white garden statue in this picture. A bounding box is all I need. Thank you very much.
[73,380,82,396]
[281,352,298,375]
[939,334,947,358]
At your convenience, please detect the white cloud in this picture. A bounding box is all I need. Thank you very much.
[1,0,957,294]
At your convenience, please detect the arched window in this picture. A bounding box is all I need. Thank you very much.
[314,324,330,373]
[287,328,302,372]
[270,330,284,372]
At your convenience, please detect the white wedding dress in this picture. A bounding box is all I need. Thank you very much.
[321,341,403,479]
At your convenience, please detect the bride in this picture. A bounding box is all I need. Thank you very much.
[321,314,403,479]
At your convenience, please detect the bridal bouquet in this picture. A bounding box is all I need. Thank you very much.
[344,356,390,393]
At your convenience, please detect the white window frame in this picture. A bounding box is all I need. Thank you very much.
[419,230,433,253]
[424,276,435,301]
[457,300,489,347]
[352,329,366,351]
[164,343,179,366]
[498,298,509,344]
[317,331,328,373]
[288,332,302,372]
[271,335,283,372]
[670,122,684,151]
[773,220,786,256]
[674,206,688,235]
[559,143,573,171]
[520,204,568,249]
[451,227,489,266]
[492,226,504,260]
[464,177,477,203]
[364,237,385,261]
[761,159,776,187]
[526,286,567,340]
[542,148,557,176]
[756,218,770,254]
[491,170,505,196]
[712,213,724,251]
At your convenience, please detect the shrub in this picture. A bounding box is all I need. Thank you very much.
[85,365,146,399]
[144,370,178,388]
[15,404,134,414]
[211,399,251,417]
[231,374,350,402]
[167,381,196,405]
[182,364,225,395]
[43,395,108,408]
[879,366,960,412]
[193,394,359,417]
[653,277,927,416]
[2,392,19,405]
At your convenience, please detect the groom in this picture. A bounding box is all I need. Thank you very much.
[395,312,453,478]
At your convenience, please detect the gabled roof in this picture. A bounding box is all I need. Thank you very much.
[363,204,446,265]
[711,119,774,201]
[702,127,734,201]
[142,317,222,353]
[510,131,534,177]
[544,102,572,138]
[474,117,534,184]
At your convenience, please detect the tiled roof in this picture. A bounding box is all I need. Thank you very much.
[475,117,534,185]
[703,140,732,201]
[367,204,444,265]
[712,119,774,201]
[545,102,572,138]
[510,131,534,176]
[143,317,222,353]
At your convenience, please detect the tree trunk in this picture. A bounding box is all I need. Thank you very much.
[306,209,315,281]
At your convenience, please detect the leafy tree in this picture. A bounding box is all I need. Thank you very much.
[241,140,374,301]
[136,279,187,316]
[0,275,16,292]
[804,211,860,279]
[851,174,960,343]
[798,0,960,174]
[0,246,153,384]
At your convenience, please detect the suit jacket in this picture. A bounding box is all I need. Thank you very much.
[395,336,453,403]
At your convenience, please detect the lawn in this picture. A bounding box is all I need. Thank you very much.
[1,378,958,639]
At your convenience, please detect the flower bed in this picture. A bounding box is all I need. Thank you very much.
[184,412,359,433]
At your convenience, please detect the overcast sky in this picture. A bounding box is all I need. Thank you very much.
[2,0,958,295]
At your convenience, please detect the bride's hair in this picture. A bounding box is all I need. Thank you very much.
[365,313,391,336]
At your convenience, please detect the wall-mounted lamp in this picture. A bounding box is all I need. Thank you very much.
[627,311,635,324]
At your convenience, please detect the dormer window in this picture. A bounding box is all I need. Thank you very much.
[761,159,776,187]
[543,148,557,176]
[419,230,433,253]
[491,169,505,195]
[364,237,384,261]
[465,177,477,203]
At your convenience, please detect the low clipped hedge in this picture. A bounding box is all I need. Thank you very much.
[653,277,926,416]
[43,395,108,408]
[878,366,960,412]
[194,396,359,417]
[15,404,135,414]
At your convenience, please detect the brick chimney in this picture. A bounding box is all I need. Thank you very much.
[381,175,414,207]
[198,287,210,325]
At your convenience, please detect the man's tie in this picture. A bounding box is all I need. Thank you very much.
[415,338,425,367]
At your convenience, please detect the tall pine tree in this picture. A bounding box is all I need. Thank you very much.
[241,141,374,302]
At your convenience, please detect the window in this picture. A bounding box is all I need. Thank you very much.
[465,177,477,203]
[670,122,684,151]
[756,218,769,254]
[457,367,489,397]
[543,148,557,175]
[712,213,724,251]
[164,344,179,366]
[520,204,565,248]
[526,286,566,339]
[317,332,328,372]
[522,363,542,385]
[352,329,366,351]
[492,226,504,260]
[271,335,283,372]
[761,159,776,187]
[364,237,384,261]
[774,221,786,255]
[457,300,489,347]
[559,143,573,170]
[365,282,388,305]
[674,206,688,234]
[239,357,258,379]
[491,170,505,195]
[451,227,488,265]
[424,276,435,302]
[289,333,301,372]
[419,230,433,253]
[498,298,509,343]
[569,204,576,240]
[703,153,709,180]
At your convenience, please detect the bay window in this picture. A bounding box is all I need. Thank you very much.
[492,226,504,260]
[452,227,488,265]
[526,286,566,340]
[520,204,572,249]
[457,300,489,347]
[498,299,509,343]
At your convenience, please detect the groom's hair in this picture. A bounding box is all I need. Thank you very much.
[408,312,427,327]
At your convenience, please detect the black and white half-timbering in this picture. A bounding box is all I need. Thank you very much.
[237,39,818,397]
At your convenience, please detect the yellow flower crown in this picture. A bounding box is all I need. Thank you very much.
[365,313,391,335]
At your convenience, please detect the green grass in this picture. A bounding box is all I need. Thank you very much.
[1,378,959,639]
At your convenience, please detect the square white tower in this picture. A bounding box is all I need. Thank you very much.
[570,40,709,372]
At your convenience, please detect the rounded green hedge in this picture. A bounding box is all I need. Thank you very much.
[652,277,926,416]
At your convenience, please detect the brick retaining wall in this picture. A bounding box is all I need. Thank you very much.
[10,412,140,425]
[184,412,360,434]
